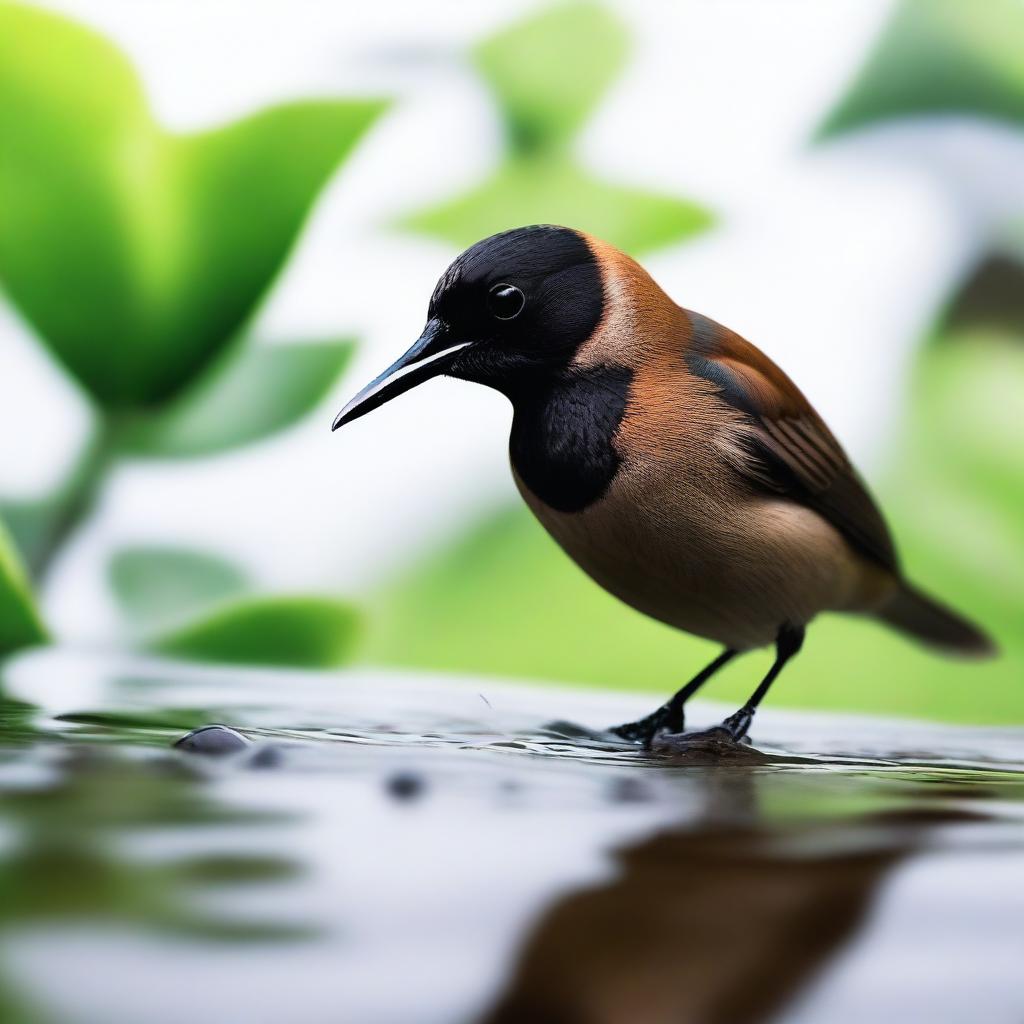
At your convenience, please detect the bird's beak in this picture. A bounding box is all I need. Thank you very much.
[332,318,470,431]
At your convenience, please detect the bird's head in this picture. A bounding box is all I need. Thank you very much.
[332,225,609,429]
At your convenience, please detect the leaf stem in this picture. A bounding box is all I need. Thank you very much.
[31,416,123,583]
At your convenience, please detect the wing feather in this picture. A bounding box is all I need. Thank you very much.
[684,311,898,572]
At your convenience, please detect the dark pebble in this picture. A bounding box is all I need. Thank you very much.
[174,724,251,757]
[385,771,426,801]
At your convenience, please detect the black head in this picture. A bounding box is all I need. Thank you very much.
[332,225,604,429]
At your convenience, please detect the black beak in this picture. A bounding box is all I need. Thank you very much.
[332,318,470,431]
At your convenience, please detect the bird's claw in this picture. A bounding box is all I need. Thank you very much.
[720,707,754,742]
[609,707,679,747]
[648,724,774,765]
[611,704,756,751]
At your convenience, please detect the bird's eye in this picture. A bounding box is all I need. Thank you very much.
[487,283,525,320]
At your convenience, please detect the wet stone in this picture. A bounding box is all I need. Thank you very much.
[651,727,780,766]
[174,724,251,757]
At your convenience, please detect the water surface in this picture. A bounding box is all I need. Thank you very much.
[1,649,1022,1023]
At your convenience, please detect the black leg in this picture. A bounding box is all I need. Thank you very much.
[719,624,804,741]
[610,648,737,745]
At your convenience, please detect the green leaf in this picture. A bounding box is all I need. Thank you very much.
[475,1,628,154]
[817,0,1024,138]
[125,340,355,457]
[403,157,712,256]
[0,515,47,656]
[151,596,361,668]
[400,1,712,256]
[0,418,112,577]
[109,546,247,631]
[0,3,386,408]
[0,496,64,575]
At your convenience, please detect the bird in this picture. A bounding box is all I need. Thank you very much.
[333,224,995,748]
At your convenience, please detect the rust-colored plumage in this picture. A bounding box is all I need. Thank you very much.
[520,238,989,656]
[335,225,995,746]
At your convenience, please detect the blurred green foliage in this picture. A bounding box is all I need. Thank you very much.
[402,1,712,254]
[107,542,360,667]
[107,545,361,673]
[818,0,1024,137]
[0,736,318,1018]
[889,330,1024,653]
[109,546,248,631]
[0,0,1021,715]
[482,0,626,153]
[0,519,46,656]
[124,340,355,457]
[0,2,383,666]
[0,758,307,935]
[0,3,380,408]
[154,596,362,668]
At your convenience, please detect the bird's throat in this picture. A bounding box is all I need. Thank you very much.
[508,364,633,514]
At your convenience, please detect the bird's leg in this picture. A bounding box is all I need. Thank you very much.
[719,625,804,741]
[610,648,737,745]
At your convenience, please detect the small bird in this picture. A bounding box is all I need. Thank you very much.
[334,225,995,747]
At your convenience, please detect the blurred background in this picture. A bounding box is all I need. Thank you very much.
[3,4,1024,1024]
[2,0,1023,719]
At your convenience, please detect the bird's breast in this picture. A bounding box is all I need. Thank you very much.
[508,364,634,514]
[512,365,877,650]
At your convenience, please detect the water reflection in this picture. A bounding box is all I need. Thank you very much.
[483,805,984,1024]
[0,653,1023,1023]
[0,744,314,1022]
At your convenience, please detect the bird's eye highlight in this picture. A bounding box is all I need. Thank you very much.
[487,283,525,320]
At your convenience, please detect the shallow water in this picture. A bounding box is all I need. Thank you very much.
[1,649,1023,1024]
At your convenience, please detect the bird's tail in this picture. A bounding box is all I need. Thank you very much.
[878,582,996,658]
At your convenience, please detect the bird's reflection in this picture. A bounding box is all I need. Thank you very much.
[483,769,984,1024]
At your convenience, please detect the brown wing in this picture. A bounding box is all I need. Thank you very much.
[684,310,899,573]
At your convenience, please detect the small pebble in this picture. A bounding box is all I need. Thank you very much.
[174,724,251,757]
[385,771,426,801]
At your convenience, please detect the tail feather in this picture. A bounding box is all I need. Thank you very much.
[878,583,997,658]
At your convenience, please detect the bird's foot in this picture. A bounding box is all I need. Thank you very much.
[610,717,663,747]
[649,722,771,764]
[647,708,757,761]
[719,706,754,743]
[609,704,683,748]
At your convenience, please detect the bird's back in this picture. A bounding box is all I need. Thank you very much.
[513,237,991,655]
[512,334,892,651]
